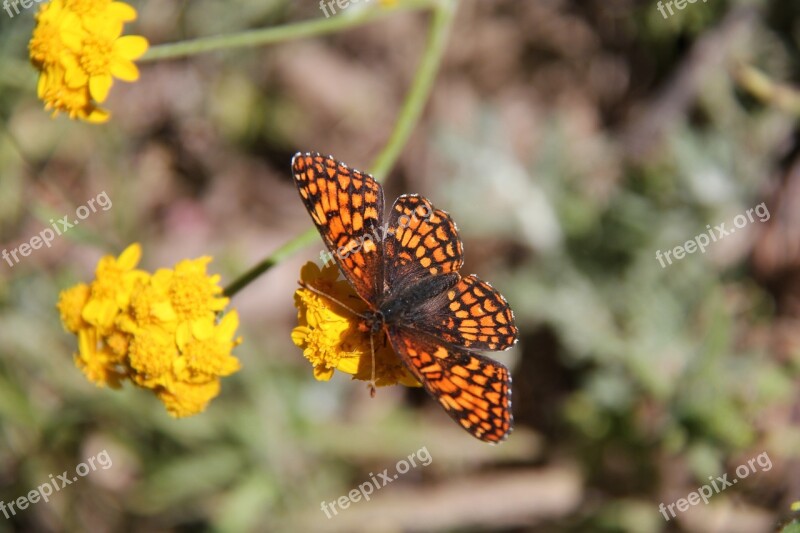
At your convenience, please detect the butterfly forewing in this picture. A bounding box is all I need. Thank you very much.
[384,194,464,293]
[292,153,385,305]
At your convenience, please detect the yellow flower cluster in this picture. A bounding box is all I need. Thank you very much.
[291,262,420,389]
[57,244,241,417]
[29,0,148,123]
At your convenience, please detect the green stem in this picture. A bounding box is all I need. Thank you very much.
[369,0,455,179]
[223,227,319,298]
[223,0,455,298]
[141,0,437,62]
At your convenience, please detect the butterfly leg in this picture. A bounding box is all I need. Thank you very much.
[368,333,377,398]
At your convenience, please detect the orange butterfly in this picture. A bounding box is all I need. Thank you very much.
[292,152,518,443]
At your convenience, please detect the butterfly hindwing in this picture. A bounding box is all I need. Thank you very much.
[413,274,518,351]
[387,327,513,443]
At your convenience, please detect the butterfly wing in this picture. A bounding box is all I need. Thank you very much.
[383,194,464,295]
[387,327,513,443]
[384,195,518,351]
[415,274,518,351]
[292,152,385,305]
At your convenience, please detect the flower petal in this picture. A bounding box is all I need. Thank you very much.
[107,2,138,22]
[37,73,48,98]
[89,74,113,103]
[313,365,335,381]
[114,35,148,60]
[117,243,142,270]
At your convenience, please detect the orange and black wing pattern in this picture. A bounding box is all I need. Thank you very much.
[384,194,464,290]
[388,327,513,443]
[292,152,385,305]
[415,274,518,351]
[293,153,517,444]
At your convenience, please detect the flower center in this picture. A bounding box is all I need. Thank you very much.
[29,23,62,67]
[63,0,110,17]
[169,275,216,321]
[80,35,113,75]
[43,83,90,118]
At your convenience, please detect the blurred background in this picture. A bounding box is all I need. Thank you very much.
[2,0,800,531]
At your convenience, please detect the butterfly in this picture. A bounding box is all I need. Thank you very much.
[292,152,518,443]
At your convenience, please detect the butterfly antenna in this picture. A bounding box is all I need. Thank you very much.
[298,281,368,319]
[299,280,376,397]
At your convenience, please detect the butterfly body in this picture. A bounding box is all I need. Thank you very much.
[292,152,518,443]
[378,272,459,324]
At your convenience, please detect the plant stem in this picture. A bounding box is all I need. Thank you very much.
[223,227,319,298]
[369,0,455,180]
[141,0,437,62]
[733,64,800,116]
[223,0,455,298]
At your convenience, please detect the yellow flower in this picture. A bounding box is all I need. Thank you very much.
[81,242,147,334]
[792,501,800,512]
[173,311,241,382]
[156,379,221,419]
[57,283,90,333]
[291,262,420,389]
[57,243,241,417]
[29,0,148,122]
[29,1,80,69]
[39,69,111,123]
[64,0,136,27]
[127,325,179,388]
[75,327,127,388]
[63,26,148,103]
[155,257,230,323]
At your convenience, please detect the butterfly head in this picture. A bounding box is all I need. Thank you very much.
[361,310,385,335]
